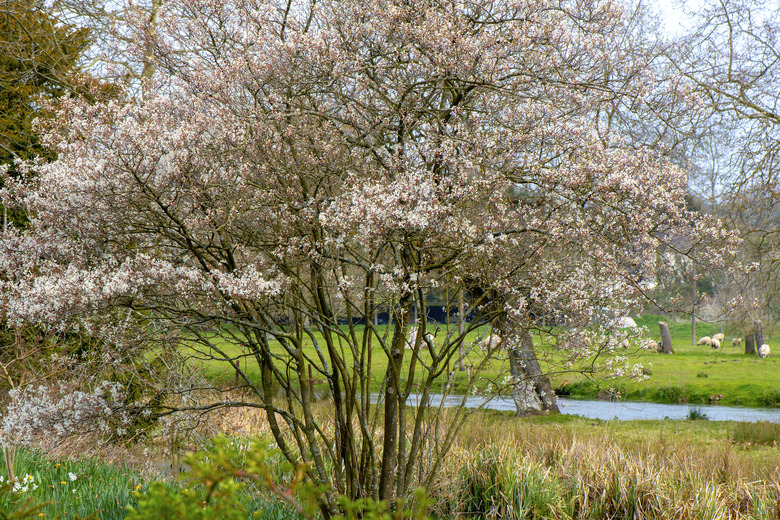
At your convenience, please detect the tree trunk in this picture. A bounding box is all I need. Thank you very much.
[753,320,765,352]
[378,300,411,501]
[691,264,696,346]
[745,334,755,355]
[458,289,465,371]
[659,321,673,353]
[508,332,560,416]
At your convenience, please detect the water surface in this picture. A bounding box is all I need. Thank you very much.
[391,393,780,423]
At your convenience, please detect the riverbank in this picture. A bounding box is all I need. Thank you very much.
[553,316,780,409]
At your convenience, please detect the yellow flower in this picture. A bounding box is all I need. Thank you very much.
[60,481,67,485]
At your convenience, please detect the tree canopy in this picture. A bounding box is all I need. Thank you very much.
[0,0,90,167]
[0,0,733,515]
[0,0,90,228]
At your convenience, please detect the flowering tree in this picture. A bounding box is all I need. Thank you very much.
[0,0,732,514]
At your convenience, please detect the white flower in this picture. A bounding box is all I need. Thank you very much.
[68,472,77,481]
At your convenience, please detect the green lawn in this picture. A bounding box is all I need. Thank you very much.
[188,316,779,409]
[556,315,780,408]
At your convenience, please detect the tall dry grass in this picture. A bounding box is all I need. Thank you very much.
[431,414,780,519]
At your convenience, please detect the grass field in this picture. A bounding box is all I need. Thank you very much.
[558,315,780,408]
[192,315,779,409]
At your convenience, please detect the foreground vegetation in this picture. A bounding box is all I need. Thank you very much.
[2,410,779,519]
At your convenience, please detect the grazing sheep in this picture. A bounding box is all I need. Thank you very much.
[759,344,770,358]
[618,339,630,349]
[712,333,725,343]
[479,334,502,350]
[405,327,434,350]
[711,338,720,349]
[697,336,712,346]
[732,337,742,348]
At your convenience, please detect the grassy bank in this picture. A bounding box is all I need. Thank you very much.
[0,447,145,519]
[558,316,780,408]
[3,410,779,519]
[433,411,780,519]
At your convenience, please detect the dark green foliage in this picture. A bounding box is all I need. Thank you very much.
[0,0,91,227]
[127,437,432,520]
[756,388,780,408]
[687,407,708,421]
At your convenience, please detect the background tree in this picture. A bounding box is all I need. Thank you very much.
[670,0,780,326]
[50,0,164,91]
[0,0,731,515]
[0,0,90,227]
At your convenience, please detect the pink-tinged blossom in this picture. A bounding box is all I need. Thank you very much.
[0,0,739,506]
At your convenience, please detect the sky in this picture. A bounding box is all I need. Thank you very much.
[654,0,699,35]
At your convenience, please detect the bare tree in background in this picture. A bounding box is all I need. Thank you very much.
[670,0,780,324]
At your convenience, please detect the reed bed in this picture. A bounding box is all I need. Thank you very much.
[431,414,780,519]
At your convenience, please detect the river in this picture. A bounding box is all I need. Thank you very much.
[391,393,780,422]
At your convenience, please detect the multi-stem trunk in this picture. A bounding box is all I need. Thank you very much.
[378,294,412,501]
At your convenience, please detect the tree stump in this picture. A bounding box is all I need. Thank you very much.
[659,321,673,354]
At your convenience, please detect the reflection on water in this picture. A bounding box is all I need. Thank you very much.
[376,393,780,423]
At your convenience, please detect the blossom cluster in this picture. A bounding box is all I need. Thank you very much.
[1,381,129,447]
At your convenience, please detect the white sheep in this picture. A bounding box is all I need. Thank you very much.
[759,344,770,358]
[697,336,712,346]
[618,339,630,349]
[405,327,434,350]
[732,337,742,348]
[479,334,502,350]
[711,338,720,349]
[712,333,725,343]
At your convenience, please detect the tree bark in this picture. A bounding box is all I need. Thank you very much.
[745,334,755,355]
[753,320,765,351]
[508,332,560,416]
[659,321,673,354]
[458,289,465,371]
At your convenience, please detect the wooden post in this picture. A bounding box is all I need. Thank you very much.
[659,321,673,354]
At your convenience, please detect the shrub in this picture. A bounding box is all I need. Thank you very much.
[687,407,709,421]
[756,388,780,408]
[127,437,431,520]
